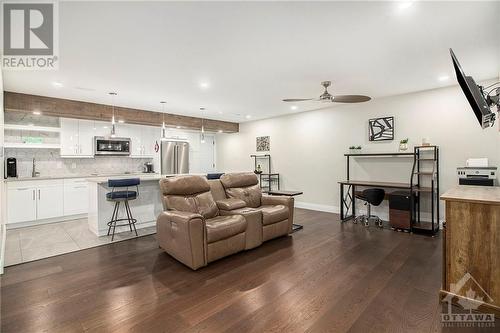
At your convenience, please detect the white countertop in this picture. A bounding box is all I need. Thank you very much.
[5,172,159,182]
[86,173,206,184]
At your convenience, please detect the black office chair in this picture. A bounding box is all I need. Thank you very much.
[354,188,385,227]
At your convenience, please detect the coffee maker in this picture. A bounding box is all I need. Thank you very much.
[6,158,17,178]
[143,162,154,173]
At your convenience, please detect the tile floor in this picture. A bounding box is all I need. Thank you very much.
[4,219,156,266]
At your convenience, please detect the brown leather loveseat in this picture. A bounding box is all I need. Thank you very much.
[157,173,294,270]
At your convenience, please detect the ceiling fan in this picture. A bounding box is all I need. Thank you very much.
[283,81,371,104]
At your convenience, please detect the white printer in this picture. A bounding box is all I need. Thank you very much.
[457,158,497,186]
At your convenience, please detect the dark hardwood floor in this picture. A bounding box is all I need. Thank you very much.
[0,209,496,332]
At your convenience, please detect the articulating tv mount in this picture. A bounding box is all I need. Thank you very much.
[479,83,500,127]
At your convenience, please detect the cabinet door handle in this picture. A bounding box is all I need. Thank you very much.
[17,187,30,190]
[38,189,41,200]
[33,189,35,200]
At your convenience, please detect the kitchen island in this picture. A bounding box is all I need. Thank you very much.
[86,173,205,236]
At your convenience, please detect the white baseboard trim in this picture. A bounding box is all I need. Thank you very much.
[6,214,88,230]
[295,201,339,214]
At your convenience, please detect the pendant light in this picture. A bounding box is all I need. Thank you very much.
[200,107,206,144]
[109,92,117,138]
[160,101,167,140]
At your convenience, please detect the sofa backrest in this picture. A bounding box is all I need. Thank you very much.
[159,175,218,219]
[208,179,226,201]
[220,172,262,208]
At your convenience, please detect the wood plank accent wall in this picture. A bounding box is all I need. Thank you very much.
[4,91,239,133]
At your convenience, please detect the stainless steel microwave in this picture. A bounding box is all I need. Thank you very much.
[94,137,131,156]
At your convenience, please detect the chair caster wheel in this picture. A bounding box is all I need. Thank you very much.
[377,221,383,228]
[364,221,370,227]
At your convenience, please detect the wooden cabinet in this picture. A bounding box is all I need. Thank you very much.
[60,118,95,158]
[63,179,89,216]
[441,186,500,317]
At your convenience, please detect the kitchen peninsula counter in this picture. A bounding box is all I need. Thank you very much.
[87,173,204,236]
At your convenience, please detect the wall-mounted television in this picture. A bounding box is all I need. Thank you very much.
[450,48,495,129]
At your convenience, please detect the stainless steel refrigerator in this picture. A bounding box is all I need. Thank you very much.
[161,140,189,174]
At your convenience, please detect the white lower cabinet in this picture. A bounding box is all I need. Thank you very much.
[63,179,89,216]
[7,186,37,224]
[7,178,88,226]
[37,185,64,220]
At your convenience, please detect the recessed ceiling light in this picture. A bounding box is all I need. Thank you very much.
[245,115,252,119]
[200,81,210,89]
[290,105,298,111]
[52,81,63,88]
[438,75,450,82]
[218,111,223,114]
[33,111,41,115]
[176,126,181,129]
[218,130,223,133]
[398,1,414,10]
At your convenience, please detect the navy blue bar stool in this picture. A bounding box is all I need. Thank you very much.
[106,178,140,241]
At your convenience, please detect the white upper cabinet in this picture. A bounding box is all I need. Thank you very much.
[60,118,95,158]
[125,124,157,158]
[60,118,79,156]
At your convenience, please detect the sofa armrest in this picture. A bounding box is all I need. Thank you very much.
[220,208,263,249]
[157,211,207,270]
[261,195,295,233]
[216,198,247,211]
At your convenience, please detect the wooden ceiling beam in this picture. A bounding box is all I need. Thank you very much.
[3,91,239,133]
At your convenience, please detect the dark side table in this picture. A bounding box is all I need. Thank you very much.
[266,190,304,233]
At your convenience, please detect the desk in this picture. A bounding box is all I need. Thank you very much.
[339,180,422,221]
[441,186,500,317]
[266,190,304,232]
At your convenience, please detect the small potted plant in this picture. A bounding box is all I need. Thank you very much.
[399,138,409,151]
[349,146,362,154]
[254,164,263,174]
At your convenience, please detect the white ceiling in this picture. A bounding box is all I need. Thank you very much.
[3,1,500,123]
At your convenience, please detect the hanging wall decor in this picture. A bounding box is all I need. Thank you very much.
[368,116,394,141]
[256,136,270,151]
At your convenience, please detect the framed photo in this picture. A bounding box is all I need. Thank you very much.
[256,136,270,151]
[369,116,394,141]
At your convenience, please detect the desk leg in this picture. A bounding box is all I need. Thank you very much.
[340,184,355,222]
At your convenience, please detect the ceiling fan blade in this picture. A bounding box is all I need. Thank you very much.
[282,98,314,102]
[332,95,371,103]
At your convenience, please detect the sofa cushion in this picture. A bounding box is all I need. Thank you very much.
[205,215,247,243]
[226,184,262,208]
[259,205,289,225]
[216,198,247,211]
[208,179,226,201]
[220,172,259,188]
[195,191,219,219]
[160,175,210,195]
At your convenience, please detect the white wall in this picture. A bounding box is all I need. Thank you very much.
[0,69,5,273]
[216,82,500,218]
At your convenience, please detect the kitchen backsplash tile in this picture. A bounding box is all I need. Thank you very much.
[5,148,152,177]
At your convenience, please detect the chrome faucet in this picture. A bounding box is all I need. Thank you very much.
[32,158,40,178]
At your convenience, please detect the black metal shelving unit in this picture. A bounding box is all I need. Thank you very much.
[250,154,280,192]
[410,146,440,235]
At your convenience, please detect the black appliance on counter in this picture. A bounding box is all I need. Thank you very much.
[5,158,17,178]
[143,162,154,173]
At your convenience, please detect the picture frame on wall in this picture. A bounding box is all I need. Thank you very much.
[256,136,270,151]
[368,116,394,141]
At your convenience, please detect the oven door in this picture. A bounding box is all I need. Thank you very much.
[94,137,131,156]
